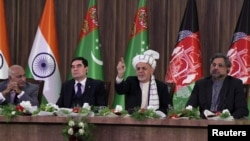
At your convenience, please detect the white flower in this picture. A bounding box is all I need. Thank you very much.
[47,103,59,110]
[68,120,75,127]
[78,122,85,128]
[20,101,32,109]
[222,109,231,116]
[146,105,157,111]
[82,103,91,110]
[68,128,74,135]
[115,105,123,112]
[11,111,16,115]
[78,128,85,135]
[185,105,193,111]
[20,101,33,112]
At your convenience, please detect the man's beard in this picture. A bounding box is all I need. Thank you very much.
[211,73,225,79]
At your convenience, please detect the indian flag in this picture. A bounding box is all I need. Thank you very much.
[25,0,61,104]
[0,0,11,79]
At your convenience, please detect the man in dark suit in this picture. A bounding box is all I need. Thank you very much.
[56,57,107,108]
[0,65,39,106]
[115,50,172,115]
[186,53,249,119]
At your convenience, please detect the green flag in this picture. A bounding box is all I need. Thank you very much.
[112,0,149,108]
[69,0,104,80]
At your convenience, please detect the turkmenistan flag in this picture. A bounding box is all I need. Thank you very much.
[226,0,250,118]
[0,0,11,79]
[25,0,61,104]
[112,0,149,109]
[69,0,104,81]
[165,0,203,111]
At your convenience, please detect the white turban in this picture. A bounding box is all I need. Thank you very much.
[132,49,160,69]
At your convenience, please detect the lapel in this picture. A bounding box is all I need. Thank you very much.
[207,78,213,108]
[68,80,75,102]
[84,78,91,94]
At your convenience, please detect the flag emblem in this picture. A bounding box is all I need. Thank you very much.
[167,31,201,85]
[32,52,56,78]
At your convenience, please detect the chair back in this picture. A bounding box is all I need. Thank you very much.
[26,78,45,106]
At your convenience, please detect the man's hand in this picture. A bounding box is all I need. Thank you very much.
[2,81,21,96]
[117,57,126,78]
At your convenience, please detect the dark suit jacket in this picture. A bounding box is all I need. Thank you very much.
[186,76,249,119]
[115,76,172,115]
[0,80,39,106]
[56,78,107,108]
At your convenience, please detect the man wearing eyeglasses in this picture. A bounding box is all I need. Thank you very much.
[186,53,249,119]
[115,49,172,116]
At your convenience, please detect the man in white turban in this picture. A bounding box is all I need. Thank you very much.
[115,49,172,116]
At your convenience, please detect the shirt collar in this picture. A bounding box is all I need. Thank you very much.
[75,78,87,86]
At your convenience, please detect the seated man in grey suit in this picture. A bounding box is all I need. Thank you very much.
[0,65,39,106]
[56,57,107,108]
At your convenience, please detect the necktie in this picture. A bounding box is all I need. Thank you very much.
[10,91,16,104]
[76,83,82,98]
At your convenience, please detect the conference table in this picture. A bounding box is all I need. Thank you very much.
[0,115,250,141]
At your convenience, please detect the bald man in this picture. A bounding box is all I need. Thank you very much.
[0,65,39,106]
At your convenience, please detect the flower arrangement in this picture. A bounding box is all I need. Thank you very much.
[168,105,201,119]
[130,107,160,121]
[62,118,95,141]
[33,103,60,116]
[111,105,128,116]
[40,103,59,112]
[219,109,231,119]
[0,104,19,122]
[204,109,233,120]
[94,106,112,116]
[0,101,36,122]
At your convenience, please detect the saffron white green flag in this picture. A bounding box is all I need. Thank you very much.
[25,0,61,104]
[0,0,11,79]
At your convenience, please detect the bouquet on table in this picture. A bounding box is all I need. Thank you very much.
[69,103,94,117]
[95,105,128,117]
[130,106,164,121]
[204,109,234,121]
[62,117,95,141]
[0,101,37,122]
[34,103,59,116]
[168,105,201,120]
